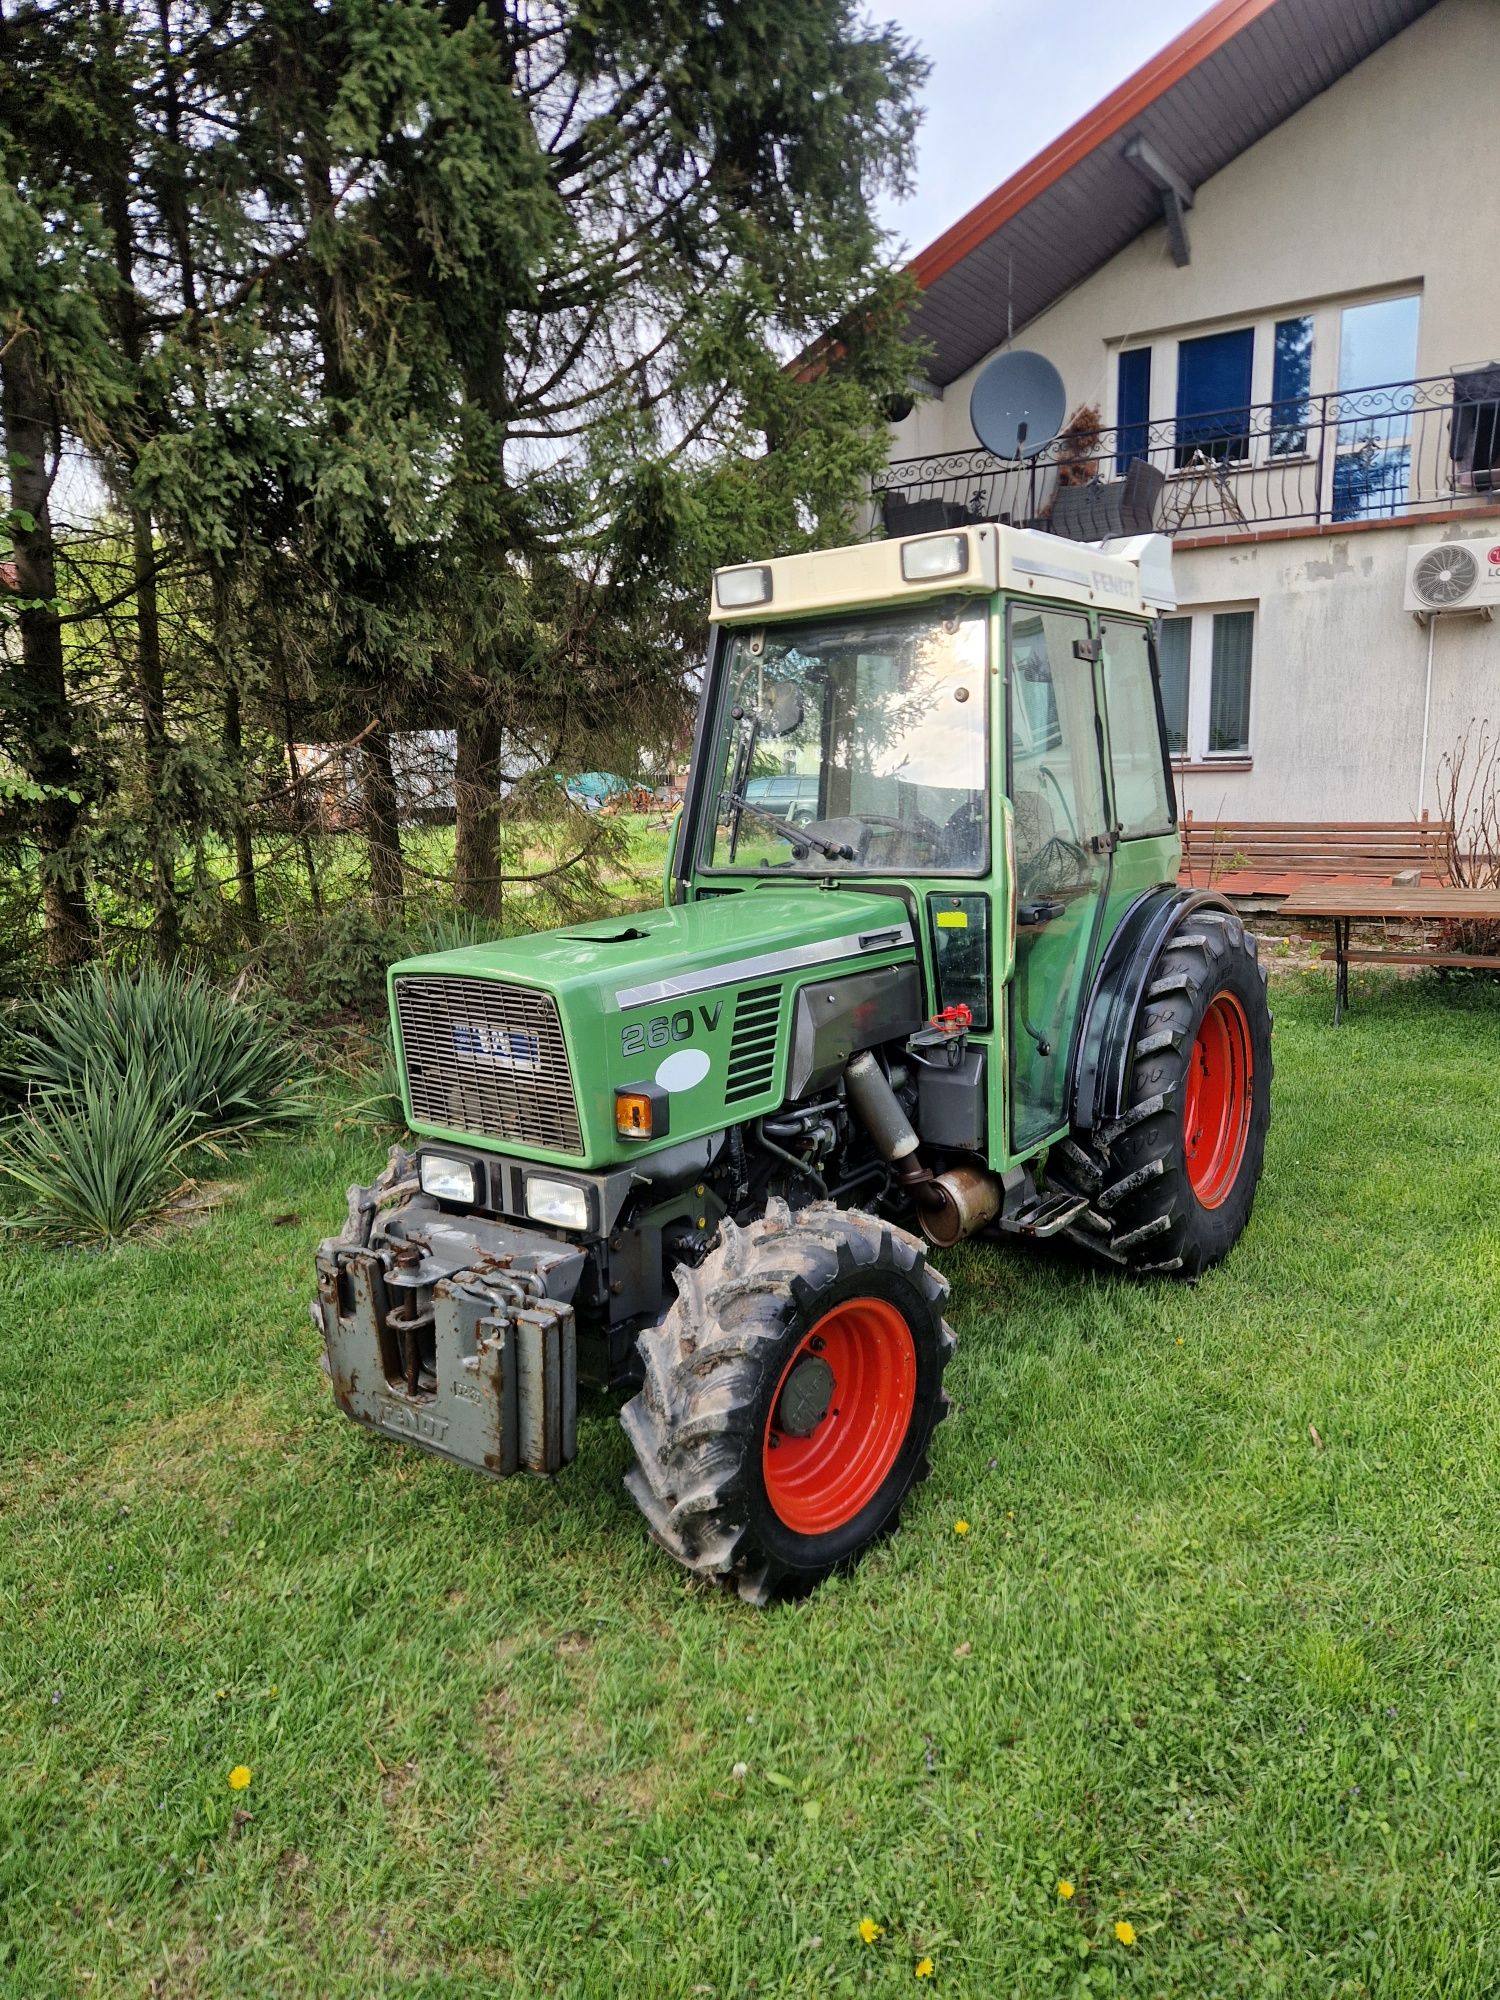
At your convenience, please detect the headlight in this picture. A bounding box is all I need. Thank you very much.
[525,1176,590,1232]
[418,1153,479,1203]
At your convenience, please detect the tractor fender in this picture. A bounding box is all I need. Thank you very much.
[1069,887,1240,1132]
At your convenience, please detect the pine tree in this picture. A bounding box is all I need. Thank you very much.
[3,0,927,955]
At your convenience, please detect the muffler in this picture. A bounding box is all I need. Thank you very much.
[913,1163,1002,1248]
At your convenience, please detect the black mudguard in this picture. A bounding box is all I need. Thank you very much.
[1069,887,1241,1133]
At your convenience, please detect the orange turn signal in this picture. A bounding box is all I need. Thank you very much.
[615,1087,657,1140]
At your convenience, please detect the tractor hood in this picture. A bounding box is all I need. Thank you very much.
[388,887,920,1166]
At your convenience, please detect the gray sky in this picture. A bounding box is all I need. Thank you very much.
[874,0,1213,259]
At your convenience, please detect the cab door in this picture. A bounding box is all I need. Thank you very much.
[1005,601,1113,1152]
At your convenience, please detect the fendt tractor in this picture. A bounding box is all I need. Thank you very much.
[313,521,1272,1604]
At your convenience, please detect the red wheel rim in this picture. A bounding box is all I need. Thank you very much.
[762,1296,916,1536]
[1183,991,1254,1208]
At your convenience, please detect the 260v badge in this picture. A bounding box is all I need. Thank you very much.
[620,1000,722,1059]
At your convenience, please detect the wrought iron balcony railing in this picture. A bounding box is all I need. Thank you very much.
[873,369,1500,544]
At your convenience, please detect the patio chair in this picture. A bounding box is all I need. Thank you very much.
[1047,458,1165,542]
[882,492,972,539]
[1451,362,1500,494]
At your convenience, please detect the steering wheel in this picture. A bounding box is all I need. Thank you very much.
[850,810,946,855]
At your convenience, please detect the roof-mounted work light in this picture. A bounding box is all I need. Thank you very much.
[714,565,773,609]
[900,534,968,583]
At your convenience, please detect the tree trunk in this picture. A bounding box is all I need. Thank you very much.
[361,732,404,917]
[222,678,259,939]
[455,704,505,921]
[99,45,179,963]
[0,332,91,969]
[131,502,180,960]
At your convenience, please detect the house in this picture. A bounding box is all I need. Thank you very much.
[880,0,1500,827]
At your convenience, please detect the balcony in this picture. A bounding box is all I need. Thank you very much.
[873,368,1500,544]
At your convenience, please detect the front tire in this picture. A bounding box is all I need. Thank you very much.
[622,1200,955,1605]
[1056,908,1272,1278]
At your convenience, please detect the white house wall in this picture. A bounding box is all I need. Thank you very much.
[886,0,1500,827]
[1173,527,1493,824]
[891,0,1500,460]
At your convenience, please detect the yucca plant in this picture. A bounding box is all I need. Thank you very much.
[0,1055,195,1243]
[12,963,306,1143]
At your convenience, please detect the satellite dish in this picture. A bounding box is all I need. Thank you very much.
[969,350,1066,460]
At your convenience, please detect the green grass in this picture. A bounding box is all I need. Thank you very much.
[5,975,1500,1996]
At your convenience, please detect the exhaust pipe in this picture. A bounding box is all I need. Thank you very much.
[843,1053,1002,1247]
[843,1051,921,1163]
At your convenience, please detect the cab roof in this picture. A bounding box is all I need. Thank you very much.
[709,524,1175,625]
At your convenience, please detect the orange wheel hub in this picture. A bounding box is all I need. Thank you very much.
[762,1296,916,1535]
[1183,991,1254,1208]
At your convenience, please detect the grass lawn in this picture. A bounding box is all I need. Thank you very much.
[4,975,1500,1997]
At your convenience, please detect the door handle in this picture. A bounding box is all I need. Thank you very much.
[1016,898,1066,926]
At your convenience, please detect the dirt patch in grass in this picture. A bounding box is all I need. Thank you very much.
[98,1391,294,1502]
[148,1180,245,1237]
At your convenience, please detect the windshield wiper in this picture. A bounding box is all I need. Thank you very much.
[722,790,855,861]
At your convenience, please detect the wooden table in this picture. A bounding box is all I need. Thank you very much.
[1278,883,1500,1023]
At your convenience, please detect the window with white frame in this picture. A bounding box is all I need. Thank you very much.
[1110,291,1421,474]
[1155,606,1255,761]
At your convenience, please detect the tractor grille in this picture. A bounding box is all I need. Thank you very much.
[395,976,584,1155]
[724,984,781,1104]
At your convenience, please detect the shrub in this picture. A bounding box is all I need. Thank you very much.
[251,906,409,1023]
[0,1054,195,1243]
[11,963,305,1142]
[1434,723,1500,975]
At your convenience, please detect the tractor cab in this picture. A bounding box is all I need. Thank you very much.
[678,523,1182,1164]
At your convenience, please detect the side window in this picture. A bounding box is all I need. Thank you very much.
[1007,605,1109,897]
[1101,618,1174,838]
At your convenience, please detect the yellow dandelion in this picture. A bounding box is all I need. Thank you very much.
[1057,1879,1075,1900]
[269,1685,279,1698]
[215,1689,227,1700]
[953,1519,970,1536]
[227,1765,252,1792]
[1114,1920,1136,1946]
[915,1958,934,1979]
[857,1918,884,1944]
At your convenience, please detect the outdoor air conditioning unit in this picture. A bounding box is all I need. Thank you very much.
[1402,537,1500,620]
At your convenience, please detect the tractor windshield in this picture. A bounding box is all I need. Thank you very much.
[700,598,989,876]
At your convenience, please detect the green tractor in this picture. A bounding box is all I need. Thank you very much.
[313,522,1271,1604]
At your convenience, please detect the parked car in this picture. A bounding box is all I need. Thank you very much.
[745,774,820,824]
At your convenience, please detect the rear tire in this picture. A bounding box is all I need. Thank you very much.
[622,1200,955,1606]
[1055,908,1272,1278]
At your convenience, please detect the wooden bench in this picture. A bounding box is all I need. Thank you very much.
[1278,882,1500,1021]
[1179,814,1454,901]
